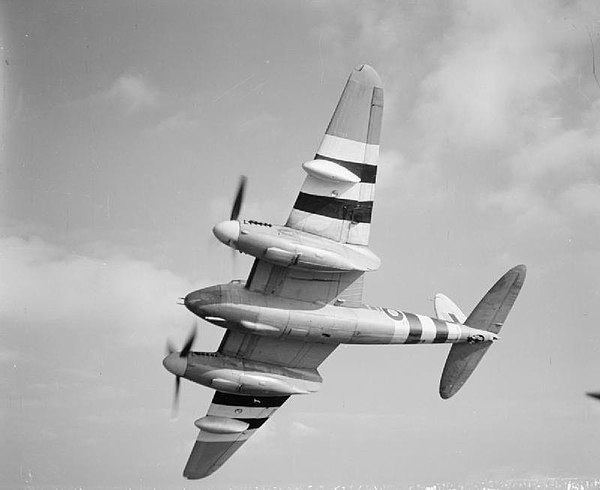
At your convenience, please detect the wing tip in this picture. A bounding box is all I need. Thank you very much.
[352,64,382,88]
[510,264,527,275]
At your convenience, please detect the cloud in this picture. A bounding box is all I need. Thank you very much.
[559,182,600,221]
[415,2,575,148]
[289,420,318,440]
[0,231,204,486]
[0,234,192,347]
[102,74,159,113]
[326,0,600,235]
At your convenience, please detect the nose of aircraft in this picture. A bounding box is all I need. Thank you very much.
[183,286,222,316]
[162,353,187,377]
[212,220,240,247]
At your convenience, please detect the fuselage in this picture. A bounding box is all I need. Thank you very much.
[163,282,498,398]
[184,282,498,346]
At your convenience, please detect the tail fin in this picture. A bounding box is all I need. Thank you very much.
[434,293,466,324]
[439,265,527,399]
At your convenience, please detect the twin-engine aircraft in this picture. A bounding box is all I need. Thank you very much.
[163,64,527,479]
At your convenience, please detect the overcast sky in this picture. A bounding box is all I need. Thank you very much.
[2,1,600,488]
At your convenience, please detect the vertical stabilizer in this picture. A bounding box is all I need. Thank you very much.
[439,265,526,399]
[434,293,466,324]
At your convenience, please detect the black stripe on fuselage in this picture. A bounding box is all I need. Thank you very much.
[212,391,290,408]
[314,154,377,184]
[293,192,373,223]
[404,312,422,344]
[237,417,269,429]
[432,318,449,343]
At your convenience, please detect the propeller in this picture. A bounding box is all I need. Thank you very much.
[230,175,247,221]
[165,323,197,417]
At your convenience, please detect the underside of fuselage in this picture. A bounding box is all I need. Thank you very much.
[183,282,498,346]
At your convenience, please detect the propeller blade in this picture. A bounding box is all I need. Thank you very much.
[230,175,247,221]
[172,376,181,417]
[180,324,197,358]
[166,339,177,355]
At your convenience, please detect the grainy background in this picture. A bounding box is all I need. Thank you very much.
[1,1,599,488]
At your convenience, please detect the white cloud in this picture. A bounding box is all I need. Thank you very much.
[289,420,319,440]
[0,234,192,347]
[377,0,600,233]
[559,183,600,220]
[103,74,159,112]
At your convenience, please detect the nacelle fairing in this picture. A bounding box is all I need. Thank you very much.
[162,351,322,396]
[212,219,380,272]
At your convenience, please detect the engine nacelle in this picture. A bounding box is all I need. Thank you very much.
[177,352,322,396]
[212,219,380,272]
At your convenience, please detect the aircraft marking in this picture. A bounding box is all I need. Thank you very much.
[293,192,373,223]
[404,312,422,343]
[432,318,450,343]
[382,307,404,320]
[417,315,437,343]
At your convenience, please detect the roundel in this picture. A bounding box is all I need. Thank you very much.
[382,308,405,321]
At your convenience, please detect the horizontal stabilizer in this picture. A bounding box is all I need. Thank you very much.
[464,264,526,334]
[439,265,526,399]
[439,342,492,399]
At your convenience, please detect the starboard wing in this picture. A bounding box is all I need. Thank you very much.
[286,64,383,247]
[183,392,289,479]
[245,257,364,305]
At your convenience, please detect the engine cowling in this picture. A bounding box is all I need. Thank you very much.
[212,220,380,272]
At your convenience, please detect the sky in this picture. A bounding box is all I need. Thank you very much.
[1,0,600,488]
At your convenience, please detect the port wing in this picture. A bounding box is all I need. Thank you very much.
[218,329,337,369]
[183,392,289,479]
[183,332,336,480]
[286,64,383,247]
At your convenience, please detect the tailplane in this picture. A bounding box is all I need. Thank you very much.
[438,265,527,399]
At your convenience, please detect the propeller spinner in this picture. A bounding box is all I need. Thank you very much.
[212,176,246,248]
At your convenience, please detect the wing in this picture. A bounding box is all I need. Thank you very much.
[246,257,365,305]
[183,331,337,479]
[218,329,337,369]
[183,66,384,479]
[263,64,383,305]
[183,392,289,479]
[286,64,383,247]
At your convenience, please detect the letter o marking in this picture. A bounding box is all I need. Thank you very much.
[382,308,405,321]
